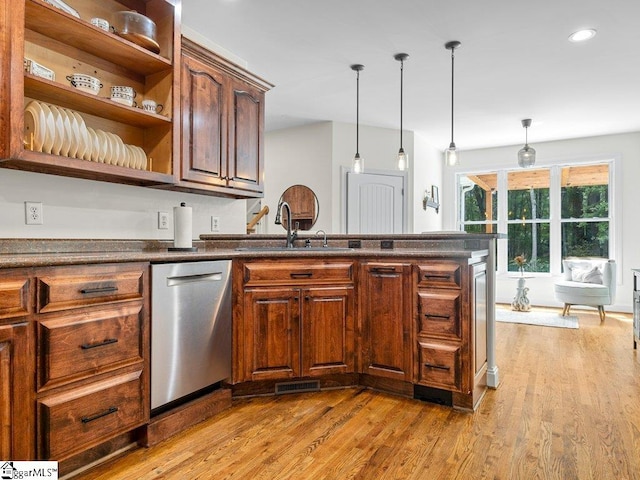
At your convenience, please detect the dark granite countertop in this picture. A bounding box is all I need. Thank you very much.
[0,233,498,268]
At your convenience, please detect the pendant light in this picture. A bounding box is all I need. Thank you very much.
[351,64,364,174]
[518,118,536,168]
[394,53,409,170]
[445,40,461,166]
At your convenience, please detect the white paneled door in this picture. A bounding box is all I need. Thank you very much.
[346,170,405,233]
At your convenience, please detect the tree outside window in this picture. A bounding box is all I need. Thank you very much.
[457,162,611,274]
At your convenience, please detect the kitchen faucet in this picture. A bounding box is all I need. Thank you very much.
[275,200,298,248]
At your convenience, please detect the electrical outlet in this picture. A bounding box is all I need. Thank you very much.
[158,211,169,230]
[25,202,43,225]
[211,216,220,232]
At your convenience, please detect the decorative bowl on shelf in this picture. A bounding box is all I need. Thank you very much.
[66,73,102,95]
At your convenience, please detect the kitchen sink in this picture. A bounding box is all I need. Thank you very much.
[235,246,353,252]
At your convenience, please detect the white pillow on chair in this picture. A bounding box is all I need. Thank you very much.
[571,265,603,284]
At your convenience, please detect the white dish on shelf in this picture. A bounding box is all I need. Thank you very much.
[70,111,91,161]
[66,109,84,159]
[39,102,55,154]
[86,127,99,162]
[134,145,148,170]
[103,131,115,165]
[60,108,75,157]
[24,101,45,152]
[48,105,65,156]
[124,144,136,169]
[41,0,80,18]
[24,58,56,81]
[105,132,119,165]
[94,129,108,163]
[113,134,127,167]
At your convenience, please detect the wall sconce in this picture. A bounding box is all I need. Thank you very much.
[423,185,440,213]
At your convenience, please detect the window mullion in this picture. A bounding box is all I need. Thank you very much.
[549,165,562,275]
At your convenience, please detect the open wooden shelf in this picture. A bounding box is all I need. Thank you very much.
[25,0,172,76]
[24,74,171,128]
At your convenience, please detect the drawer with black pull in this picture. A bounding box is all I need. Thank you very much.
[417,289,462,340]
[37,263,146,313]
[37,369,146,460]
[417,341,461,391]
[37,302,144,390]
[416,262,462,289]
[243,260,354,286]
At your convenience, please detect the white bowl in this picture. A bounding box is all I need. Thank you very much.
[66,74,102,95]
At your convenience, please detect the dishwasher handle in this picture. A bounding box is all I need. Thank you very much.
[166,272,223,287]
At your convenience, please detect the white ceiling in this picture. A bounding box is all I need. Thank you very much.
[182,0,640,151]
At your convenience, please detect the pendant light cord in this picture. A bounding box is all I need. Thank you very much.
[450,47,455,146]
[400,58,404,150]
[356,68,360,155]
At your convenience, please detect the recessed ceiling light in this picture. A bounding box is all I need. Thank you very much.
[568,29,597,43]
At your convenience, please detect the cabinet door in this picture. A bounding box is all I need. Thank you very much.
[227,77,264,193]
[0,322,35,460]
[180,54,227,186]
[301,287,355,377]
[360,263,413,381]
[243,288,300,381]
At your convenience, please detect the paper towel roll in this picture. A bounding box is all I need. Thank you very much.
[173,202,192,249]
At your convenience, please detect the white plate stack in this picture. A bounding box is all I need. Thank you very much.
[24,100,148,170]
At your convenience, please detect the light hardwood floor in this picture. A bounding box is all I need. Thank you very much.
[76,306,640,480]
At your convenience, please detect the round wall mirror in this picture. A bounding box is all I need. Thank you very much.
[277,184,319,231]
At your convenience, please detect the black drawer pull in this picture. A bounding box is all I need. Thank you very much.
[81,406,118,424]
[372,267,397,274]
[423,274,451,280]
[290,272,313,278]
[80,286,118,295]
[425,314,451,320]
[424,363,451,371]
[81,338,118,350]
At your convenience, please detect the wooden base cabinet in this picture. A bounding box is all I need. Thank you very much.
[414,260,488,410]
[234,260,355,384]
[234,254,490,411]
[34,263,150,462]
[0,270,35,460]
[0,262,150,468]
[360,262,413,382]
[0,322,35,460]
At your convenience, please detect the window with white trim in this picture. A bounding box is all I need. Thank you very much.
[458,162,611,274]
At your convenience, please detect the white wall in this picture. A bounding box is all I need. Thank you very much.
[265,121,422,234]
[263,122,333,234]
[413,131,444,233]
[331,121,414,233]
[0,169,245,239]
[443,131,640,312]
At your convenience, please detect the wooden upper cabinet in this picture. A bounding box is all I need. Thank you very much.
[180,54,226,185]
[177,37,272,198]
[228,79,264,192]
[0,0,181,187]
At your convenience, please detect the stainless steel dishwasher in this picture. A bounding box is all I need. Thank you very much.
[151,260,232,412]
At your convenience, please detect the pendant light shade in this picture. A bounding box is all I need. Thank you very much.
[394,53,409,170]
[445,40,461,166]
[351,64,364,174]
[518,118,536,168]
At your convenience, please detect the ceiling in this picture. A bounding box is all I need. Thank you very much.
[182,0,640,152]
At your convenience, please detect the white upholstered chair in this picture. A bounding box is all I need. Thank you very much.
[553,258,616,322]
